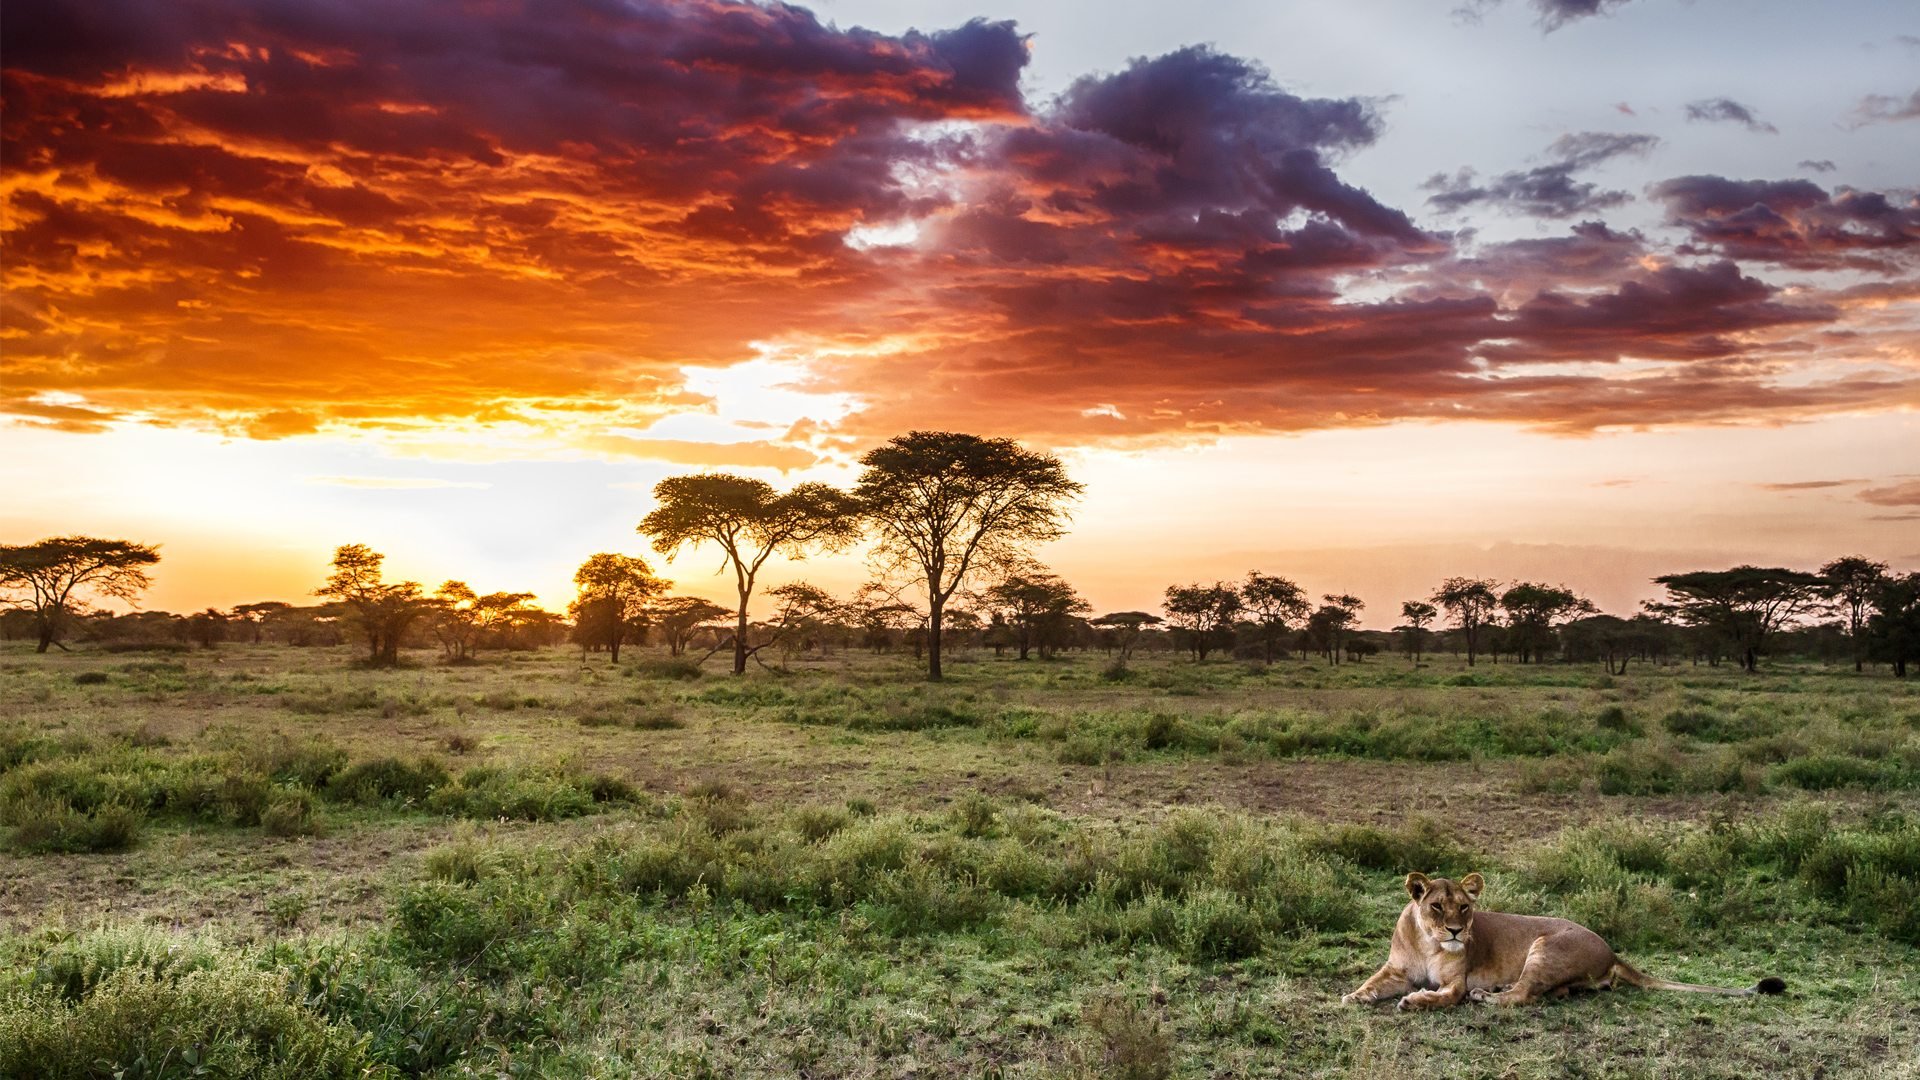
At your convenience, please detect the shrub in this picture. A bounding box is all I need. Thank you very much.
[71,672,109,686]
[3,796,143,854]
[427,766,613,821]
[1313,816,1466,874]
[1,965,383,1080]
[31,924,223,1002]
[1771,754,1905,791]
[789,803,853,842]
[949,792,999,839]
[324,757,449,806]
[251,737,349,789]
[261,787,324,837]
[1080,994,1172,1080]
[440,732,480,755]
[632,657,705,681]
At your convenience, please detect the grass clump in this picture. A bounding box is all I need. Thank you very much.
[2,966,384,1080]
[2,795,143,854]
[324,757,448,806]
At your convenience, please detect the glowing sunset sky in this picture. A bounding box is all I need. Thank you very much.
[3,0,1917,621]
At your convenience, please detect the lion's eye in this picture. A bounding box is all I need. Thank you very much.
[1430,904,1442,915]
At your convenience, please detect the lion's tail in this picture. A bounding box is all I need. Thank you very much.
[1610,961,1786,997]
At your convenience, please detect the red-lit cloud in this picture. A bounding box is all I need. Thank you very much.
[3,0,1916,455]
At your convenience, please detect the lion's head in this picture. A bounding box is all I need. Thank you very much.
[1404,872,1484,953]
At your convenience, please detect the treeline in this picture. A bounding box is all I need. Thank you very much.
[4,433,1917,677]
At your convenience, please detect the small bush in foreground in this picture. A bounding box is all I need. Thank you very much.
[3,796,143,854]
[1,966,384,1080]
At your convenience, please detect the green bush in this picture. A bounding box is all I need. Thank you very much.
[1313,815,1466,874]
[3,796,143,854]
[1,965,386,1080]
[324,757,449,806]
[31,924,223,1002]
[1771,754,1907,791]
[261,787,324,837]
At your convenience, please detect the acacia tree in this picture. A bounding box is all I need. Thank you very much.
[316,544,431,666]
[638,473,861,676]
[1499,583,1596,664]
[1432,577,1500,666]
[433,581,537,661]
[984,569,1089,660]
[230,601,291,644]
[644,596,732,658]
[1399,600,1437,664]
[1821,556,1889,672]
[1163,583,1242,661]
[855,432,1082,681]
[1649,566,1824,672]
[0,536,161,653]
[569,553,666,664]
[1092,611,1162,661]
[1307,593,1365,665]
[1242,571,1310,662]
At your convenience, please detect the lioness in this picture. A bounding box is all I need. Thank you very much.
[1342,872,1786,1010]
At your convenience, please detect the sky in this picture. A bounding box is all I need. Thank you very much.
[2,0,1917,624]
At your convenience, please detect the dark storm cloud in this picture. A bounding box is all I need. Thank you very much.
[1684,98,1779,134]
[1425,132,1657,218]
[1651,175,1920,271]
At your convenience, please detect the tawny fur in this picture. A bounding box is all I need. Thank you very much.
[1340,872,1786,1010]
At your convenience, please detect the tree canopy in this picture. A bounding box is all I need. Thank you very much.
[855,431,1081,680]
[568,553,667,664]
[1649,565,1825,672]
[0,536,160,653]
[638,473,861,675]
[1432,577,1500,667]
[316,544,431,666]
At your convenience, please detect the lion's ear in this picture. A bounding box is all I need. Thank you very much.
[1405,872,1430,901]
[1461,872,1485,900]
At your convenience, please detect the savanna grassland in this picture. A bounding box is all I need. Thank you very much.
[3,643,1918,1079]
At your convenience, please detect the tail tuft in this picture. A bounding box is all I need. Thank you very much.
[1755,977,1786,996]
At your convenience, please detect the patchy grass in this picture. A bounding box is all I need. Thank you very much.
[1,642,1916,1076]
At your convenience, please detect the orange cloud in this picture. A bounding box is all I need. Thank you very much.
[2,0,1915,458]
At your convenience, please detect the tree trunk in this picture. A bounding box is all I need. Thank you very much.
[733,606,749,676]
[36,626,53,653]
[927,597,944,681]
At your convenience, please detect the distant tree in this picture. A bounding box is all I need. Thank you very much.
[1561,613,1645,675]
[230,601,291,644]
[433,581,537,661]
[847,582,924,655]
[645,595,731,658]
[1163,583,1242,662]
[0,536,161,653]
[1432,577,1501,667]
[568,553,666,664]
[186,608,228,650]
[316,544,432,666]
[1307,594,1365,665]
[1241,571,1310,663]
[855,431,1082,681]
[1865,572,1920,677]
[1399,600,1437,663]
[1091,611,1162,661]
[756,582,842,665]
[1820,556,1889,672]
[1649,566,1825,672]
[985,568,1090,660]
[638,473,861,676]
[1499,583,1596,663]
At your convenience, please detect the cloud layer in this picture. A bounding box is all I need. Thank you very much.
[3,0,1916,455]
